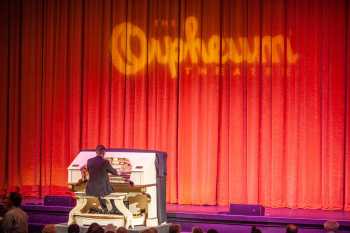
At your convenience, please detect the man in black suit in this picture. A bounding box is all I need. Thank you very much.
[86,145,118,213]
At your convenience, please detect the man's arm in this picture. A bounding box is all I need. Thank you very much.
[105,160,118,175]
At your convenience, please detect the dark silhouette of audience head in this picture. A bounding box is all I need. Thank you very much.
[192,226,203,233]
[4,192,23,209]
[169,224,181,233]
[68,223,80,233]
[140,228,158,233]
[207,229,219,233]
[116,226,128,233]
[104,224,116,233]
[251,226,261,233]
[87,223,104,233]
[286,224,298,233]
[324,220,340,233]
[87,223,99,230]
[42,224,56,233]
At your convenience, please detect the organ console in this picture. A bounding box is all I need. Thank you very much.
[67,149,167,229]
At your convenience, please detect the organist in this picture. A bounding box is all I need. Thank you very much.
[86,145,118,214]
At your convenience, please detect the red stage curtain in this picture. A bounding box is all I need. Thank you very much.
[0,0,349,210]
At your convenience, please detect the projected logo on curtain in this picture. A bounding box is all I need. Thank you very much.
[111,16,299,78]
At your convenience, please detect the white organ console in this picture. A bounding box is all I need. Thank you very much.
[67,149,167,229]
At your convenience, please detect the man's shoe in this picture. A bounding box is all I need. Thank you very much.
[99,208,108,214]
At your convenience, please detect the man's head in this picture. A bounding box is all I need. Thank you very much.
[286,224,298,233]
[169,224,181,233]
[68,224,80,233]
[87,223,104,233]
[192,227,203,233]
[140,228,157,233]
[104,224,115,233]
[324,220,340,233]
[116,227,128,233]
[96,145,106,157]
[251,226,261,233]
[4,192,22,209]
[42,224,56,233]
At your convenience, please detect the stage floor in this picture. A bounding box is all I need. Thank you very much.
[167,204,350,221]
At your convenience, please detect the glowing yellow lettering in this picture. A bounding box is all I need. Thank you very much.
[183,16,201,63]
[110,17,299,78]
